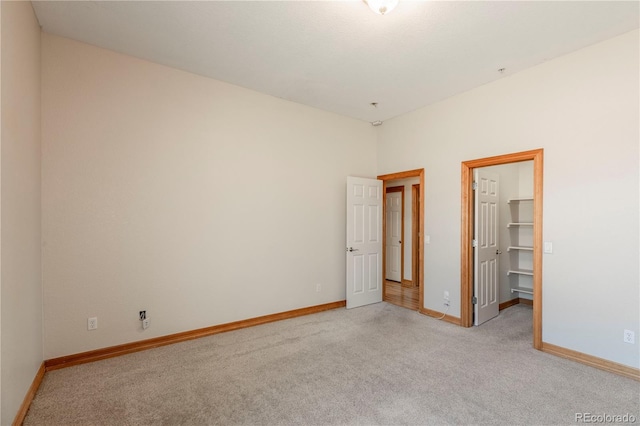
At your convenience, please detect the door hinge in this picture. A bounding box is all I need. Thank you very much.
[472,239,478,248]
[472,181,478,190]
[472,296,478,305]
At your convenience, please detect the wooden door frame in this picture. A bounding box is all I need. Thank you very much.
[460,149,543,349]
[385,186,406,284]
[412,184,420,288]
[378,169,425,310]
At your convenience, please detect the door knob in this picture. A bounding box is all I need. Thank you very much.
[347,247,359,252]
[496,250,502,255]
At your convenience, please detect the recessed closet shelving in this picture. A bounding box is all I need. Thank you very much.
[507,198,534,296]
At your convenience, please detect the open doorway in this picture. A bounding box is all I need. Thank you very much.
[378,169,425,311]
[384,185,405,284]
[472,162,534,326]
[460,149,543,349]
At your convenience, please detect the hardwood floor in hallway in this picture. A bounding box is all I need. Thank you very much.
[384,280,419,310]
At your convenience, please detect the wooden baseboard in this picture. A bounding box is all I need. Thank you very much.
[542,342,640,381]
[45,301,346,371]
[499,298,520,311]
[12,362,45,426]
[419,307,461,325]
[499,298,533,311]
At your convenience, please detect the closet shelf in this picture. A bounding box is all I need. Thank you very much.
[508,269,533,276]
[508,196,534,298]
[510,287,534,295]
[507,222,533,227]
[507,246,533,251]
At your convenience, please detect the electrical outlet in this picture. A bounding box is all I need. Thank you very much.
[316,283,322,292]
[623,329,635,344]
[88,317,98,330]
[444,291,449,300]
[142,318,150,329]
[139,310,146,321]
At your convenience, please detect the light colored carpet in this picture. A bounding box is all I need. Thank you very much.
[25,303,639,425]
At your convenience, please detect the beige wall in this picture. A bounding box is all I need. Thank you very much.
[377,30,639,368]
[41,34,377,359]
[1,2,42,424]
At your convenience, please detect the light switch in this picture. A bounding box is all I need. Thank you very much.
[544,241,553,254]
[425,235,431,244]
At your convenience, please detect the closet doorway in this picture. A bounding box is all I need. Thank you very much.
[378,169,424,311]
[460,149,543,349]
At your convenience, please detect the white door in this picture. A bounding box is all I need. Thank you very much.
[346,176,383,309]
[385,190,402,282]
[474,169,500,325]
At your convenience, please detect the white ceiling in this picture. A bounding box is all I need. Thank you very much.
[31,1,639,123]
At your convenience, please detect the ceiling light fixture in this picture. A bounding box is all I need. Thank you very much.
[364,0,399,15]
